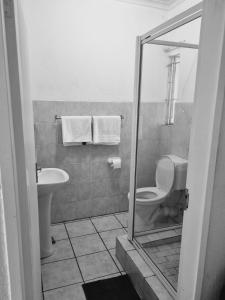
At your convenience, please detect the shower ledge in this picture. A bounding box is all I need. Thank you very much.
[116,234,174,300]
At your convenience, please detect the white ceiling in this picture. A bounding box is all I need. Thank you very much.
[116,0,186,10]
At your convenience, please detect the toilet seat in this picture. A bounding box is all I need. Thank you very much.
[129,156,176,206]
[135,187,167,206]
[128,156,182,206]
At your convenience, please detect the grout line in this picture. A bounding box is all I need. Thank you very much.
[83,272,122,284]
[43,271,123,294]
[113,213,128,228]
[62,222,69,239]
[43,280,84,293]
[98,227,126,234]
[71,248,113,259]
[64,223,85,283]
[108,248,125,274]
[50,237,69,242]
[63,217,92,225]
[64,219,124,235]
[51,221,66,226]
[42,213,127,292]
[65,227,127,237]
[41,256,77,266]
[90,226,123,233]
[52,210,129,226]
[66,231,98,239]
[65,222,127,237]
[44,218,126,264]
[89,218,122,274]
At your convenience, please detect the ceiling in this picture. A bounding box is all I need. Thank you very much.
[116,0,186,10]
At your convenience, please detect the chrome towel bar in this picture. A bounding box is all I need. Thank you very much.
[55,115,124,120]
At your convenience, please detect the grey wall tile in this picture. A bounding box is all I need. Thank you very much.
[35,122,58,145]
[34,101,192,223]
[36,143,57,167]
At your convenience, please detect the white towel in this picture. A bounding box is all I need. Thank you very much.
[61,116,92,146]
[93,116,121,145]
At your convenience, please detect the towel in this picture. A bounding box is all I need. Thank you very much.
[93,116,121,145]
[61,116,92,146]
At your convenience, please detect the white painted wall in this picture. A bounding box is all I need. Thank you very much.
[178,48,198,103]
[141,44,168,102]
[168,0,201,19]
[22,0,201,103]
[22,0,165,102]
[140,44,198,103]
[153,17,200,103]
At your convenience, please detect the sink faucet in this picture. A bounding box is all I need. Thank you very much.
[35,163,42,183]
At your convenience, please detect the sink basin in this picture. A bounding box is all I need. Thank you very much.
[38,168,69,195]
[37,168,69,258]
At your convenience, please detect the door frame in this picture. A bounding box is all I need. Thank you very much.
[0,0,41,299]
[0,1,25,297]
[178,1,225,299]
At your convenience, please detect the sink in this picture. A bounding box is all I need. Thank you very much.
[37,168,69,258]
[38,168,69,195]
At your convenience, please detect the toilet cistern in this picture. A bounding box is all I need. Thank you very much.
[37,168,69,258]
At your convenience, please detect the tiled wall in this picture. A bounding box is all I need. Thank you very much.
[136,102,193,188]
[33,101,192,223]
[159,103,193,159]
[34,101,132,223]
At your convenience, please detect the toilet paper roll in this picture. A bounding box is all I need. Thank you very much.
[107,157,121,169]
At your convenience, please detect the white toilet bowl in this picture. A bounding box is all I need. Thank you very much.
[129,155,187,231]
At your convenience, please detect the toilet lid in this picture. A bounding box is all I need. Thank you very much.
[155,157,175,193]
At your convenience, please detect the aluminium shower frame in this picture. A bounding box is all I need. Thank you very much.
[128,3,202,298]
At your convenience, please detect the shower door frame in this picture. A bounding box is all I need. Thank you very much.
[128,3,203,299]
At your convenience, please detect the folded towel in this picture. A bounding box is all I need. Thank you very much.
[61,116,92,146]
[93,116,121,145]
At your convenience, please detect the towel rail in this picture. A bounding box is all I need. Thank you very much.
[55,115,124,121]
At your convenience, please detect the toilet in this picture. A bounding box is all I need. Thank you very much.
[129,154,188,232]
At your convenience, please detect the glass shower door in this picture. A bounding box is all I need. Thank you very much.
[129,16,201,292]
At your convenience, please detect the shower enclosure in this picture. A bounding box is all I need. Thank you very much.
[128,4,202,297]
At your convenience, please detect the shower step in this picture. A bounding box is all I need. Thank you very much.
[116,234,174,300]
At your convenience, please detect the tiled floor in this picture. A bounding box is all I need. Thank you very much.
[41,212,128,300]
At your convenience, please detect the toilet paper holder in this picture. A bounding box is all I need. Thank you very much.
[107,157,121,169]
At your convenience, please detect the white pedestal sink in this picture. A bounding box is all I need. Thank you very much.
[37,168,69,258]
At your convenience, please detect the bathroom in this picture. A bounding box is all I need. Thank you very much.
[29,0,200,297]
[28,0,199,298]
[2,0,225,300]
